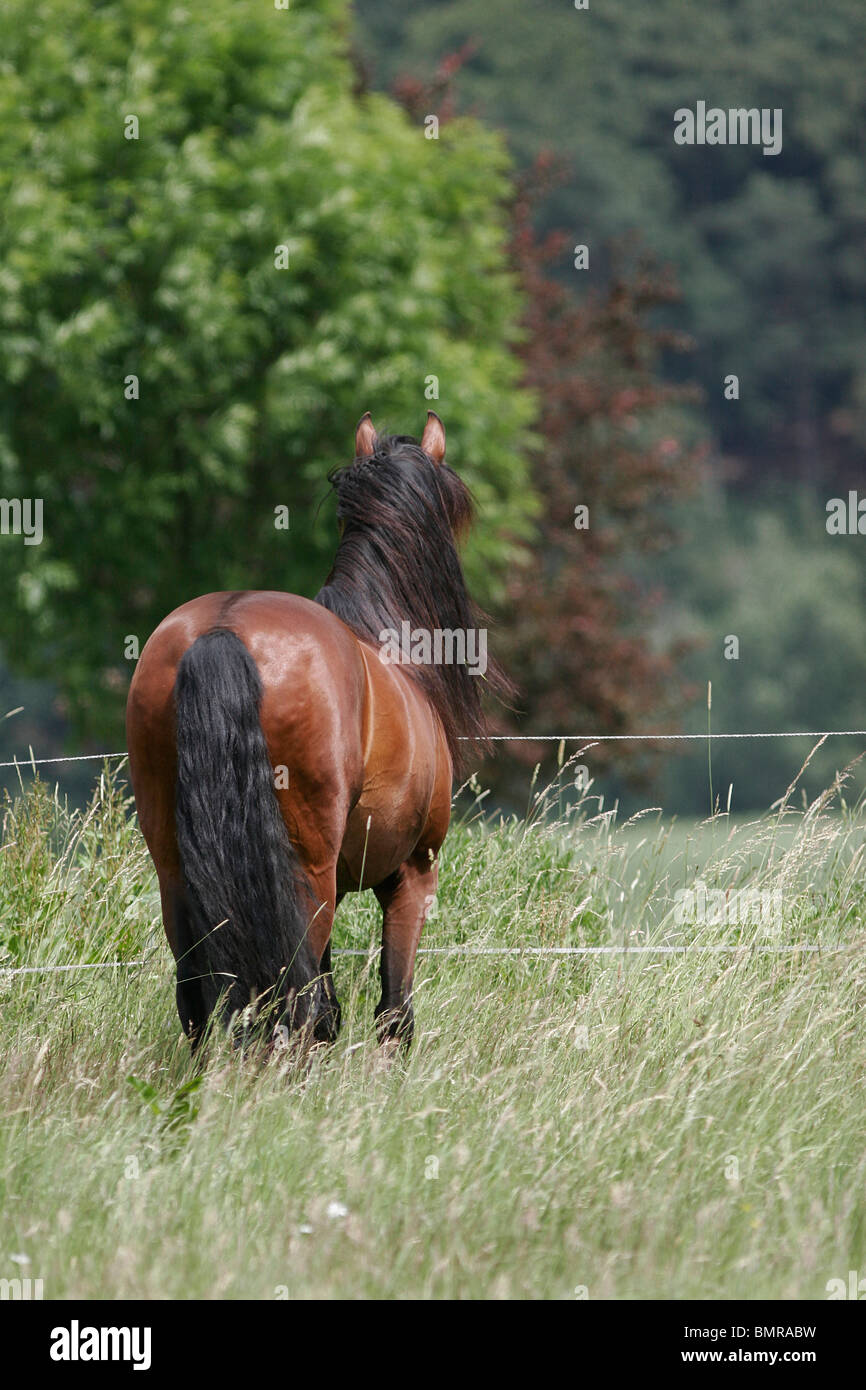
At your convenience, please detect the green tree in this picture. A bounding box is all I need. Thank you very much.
[0,0,535,742]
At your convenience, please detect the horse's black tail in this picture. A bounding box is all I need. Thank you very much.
[173,626,320,1036]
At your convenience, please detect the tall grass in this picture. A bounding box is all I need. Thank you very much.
[0,758,864,1299]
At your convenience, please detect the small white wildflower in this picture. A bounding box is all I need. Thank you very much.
[326,1201,348,1221]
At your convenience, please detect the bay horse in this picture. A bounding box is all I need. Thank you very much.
[126,412,509,1051]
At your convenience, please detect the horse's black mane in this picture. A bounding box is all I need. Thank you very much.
[314,433,511,771]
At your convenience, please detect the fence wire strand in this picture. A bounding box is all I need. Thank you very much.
[3,729,866,770]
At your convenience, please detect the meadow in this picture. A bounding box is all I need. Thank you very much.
[1,757,864,1300]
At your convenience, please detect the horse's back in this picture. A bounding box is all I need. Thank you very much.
[133,589,357,669]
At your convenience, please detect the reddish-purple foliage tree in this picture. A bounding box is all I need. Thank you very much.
[499,157,704,778]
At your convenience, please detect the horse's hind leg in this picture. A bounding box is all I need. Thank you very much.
[373,852,439,1048]
[316,934,342,1043]
[159,877,209,1049]
[303,870,343,1044]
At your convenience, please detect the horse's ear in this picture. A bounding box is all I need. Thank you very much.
[421,411,446,466]
[355,411,377,458]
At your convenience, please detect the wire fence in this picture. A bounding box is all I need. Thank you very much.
[3,728,866,770]
[0,729,859,977]
[1,942,838,978]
